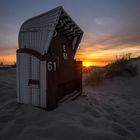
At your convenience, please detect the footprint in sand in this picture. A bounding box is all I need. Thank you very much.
[89,109,101,118]
[112,124,130,137]
[80,115,95,128]
[104,113,136,132]
[91,97,99,105]
[115,104,120,108]
[104,113,121,123]
[103,104,116,113]
[81,118,93,127]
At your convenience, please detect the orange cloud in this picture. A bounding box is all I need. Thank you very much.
[75,33,140,66]
[1,32,140,67]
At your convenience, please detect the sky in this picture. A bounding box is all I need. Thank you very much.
[0,0,140,66]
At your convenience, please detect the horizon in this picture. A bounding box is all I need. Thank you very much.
[0,0,140,66]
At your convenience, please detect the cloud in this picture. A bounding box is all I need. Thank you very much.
[76,32,140,63]
[95,33,140,50]
[83,32,140,50]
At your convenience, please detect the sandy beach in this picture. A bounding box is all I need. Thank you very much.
[0,60,140,140]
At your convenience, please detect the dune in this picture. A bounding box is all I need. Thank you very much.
[0,59,140,140]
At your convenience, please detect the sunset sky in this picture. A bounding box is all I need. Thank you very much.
[0,0,140,66]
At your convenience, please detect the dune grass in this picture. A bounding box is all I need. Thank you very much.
[105,54,138,78]
[84,54,138,86]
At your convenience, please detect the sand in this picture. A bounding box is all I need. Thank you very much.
[0,60,140,140]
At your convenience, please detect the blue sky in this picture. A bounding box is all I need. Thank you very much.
[0,0,140,65]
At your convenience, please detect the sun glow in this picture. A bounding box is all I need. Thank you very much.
[83,61,93,67]
[0,55,16,65]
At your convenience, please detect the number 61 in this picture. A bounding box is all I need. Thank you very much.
[47,61,56,71]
